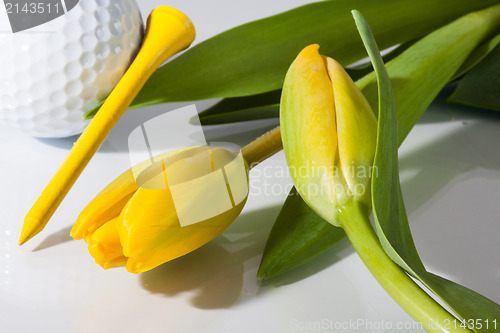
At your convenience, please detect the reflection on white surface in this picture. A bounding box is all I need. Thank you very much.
[0,2,499,333]
[399,88,500,299]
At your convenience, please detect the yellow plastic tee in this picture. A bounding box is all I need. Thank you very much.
[19,7,196,245]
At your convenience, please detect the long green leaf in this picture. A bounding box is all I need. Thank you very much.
[257,188,345,279]
[357,11,424,273]
[198,42,414,125]
[358,9,500,332]
[199,32,500,125]
[448,43,500,111]
[259,4,500,280]
[85,0,500,118]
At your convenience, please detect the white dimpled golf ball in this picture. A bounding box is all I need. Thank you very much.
[0,0,143,138]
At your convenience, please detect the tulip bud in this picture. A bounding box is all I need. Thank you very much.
[280,44,377,226]
[72,146,249,273]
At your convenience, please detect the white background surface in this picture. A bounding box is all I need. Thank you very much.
[1,1,499,332]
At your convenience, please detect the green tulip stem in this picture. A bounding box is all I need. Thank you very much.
[338,200,471,333]
[241,126,282,169]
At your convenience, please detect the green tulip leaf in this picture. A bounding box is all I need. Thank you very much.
[259,3,500,280]
[198,30,500,126]
[198,41,414,125]
[448,42,500,112]
[356,9,500,332]
[84,0,499,119]
[354,10,424,273]
[257,187,345,279]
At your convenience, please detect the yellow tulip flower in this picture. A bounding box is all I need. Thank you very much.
[71,146,249,274]
[280,44,377,226]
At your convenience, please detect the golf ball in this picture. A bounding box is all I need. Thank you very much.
[0,0,143,138]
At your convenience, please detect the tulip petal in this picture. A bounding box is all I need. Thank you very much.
[119,148,249,274]
[71,170,138,241]
[326,57,377,207]
[87,217,128,269]
[280,44,339,225]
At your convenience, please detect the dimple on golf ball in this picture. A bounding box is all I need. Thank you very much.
[0,0,143,138]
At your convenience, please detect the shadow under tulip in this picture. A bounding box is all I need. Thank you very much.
[138,205,281,309]
[140,242,244,309]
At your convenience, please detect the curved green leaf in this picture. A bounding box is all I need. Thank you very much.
[356,11,424,274]
[85,0,500,118]
[358,8,500,332]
